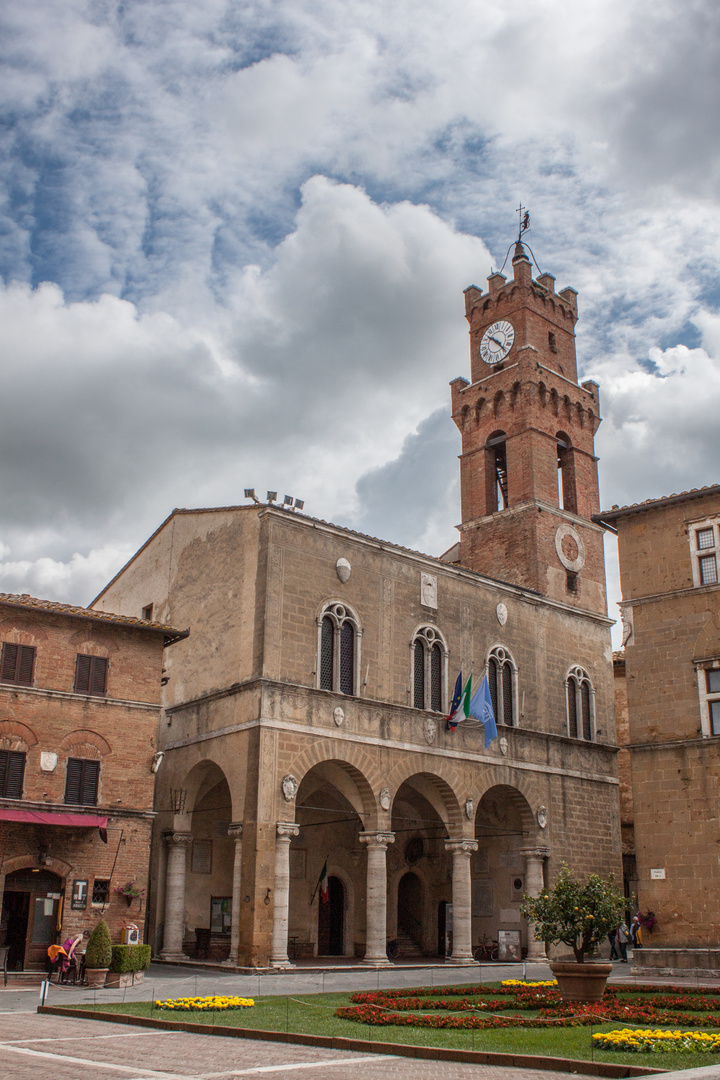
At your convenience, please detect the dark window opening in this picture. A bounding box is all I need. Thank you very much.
[567,681,578,738]
[0,750,25,799]
[0,643,36,686]
[697,528,714,550]
[557,435,577,514]
[581,681,592,740]
[488,657,498,720]
[141,604,153,621]
[566,571,578,593]
[711,701,720,736]
[488,650,515,726]
[567,668,594,741]
[65,758,100,806]
[485,434,508,513]
[320,617,334,690]
[74,655,108,696]
[92,879,110,905]
[413,641,425,709]
[430,644,442,712]
[700,555,718,585]
[339,621,354,696]
[548,332,557,352]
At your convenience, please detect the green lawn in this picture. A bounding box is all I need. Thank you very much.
[64,988,720,1073]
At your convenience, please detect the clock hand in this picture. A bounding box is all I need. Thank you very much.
[488,336,504,347]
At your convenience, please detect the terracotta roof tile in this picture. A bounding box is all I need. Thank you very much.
[0,592,187,646]
[596,483,720,523]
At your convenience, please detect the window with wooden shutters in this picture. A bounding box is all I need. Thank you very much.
[0,643,36,686]
[566,666,595,741]
[411,627,447,713]
[0,750,25,798]
[316,604,360,696]
[65,758,100,805]
[487,646,517,727]
[74,654,108,696]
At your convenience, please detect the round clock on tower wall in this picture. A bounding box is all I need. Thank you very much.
[479,320,515,365]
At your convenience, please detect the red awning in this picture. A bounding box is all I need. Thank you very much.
[0,808,108,828]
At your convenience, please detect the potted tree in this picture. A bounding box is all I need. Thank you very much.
[84,918,113,988]
[520,864,625,1002]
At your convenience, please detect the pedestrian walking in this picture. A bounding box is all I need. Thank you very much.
[616,920,629,962]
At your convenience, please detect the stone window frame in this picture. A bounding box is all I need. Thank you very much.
[565,664,596,741]
[316,601,362,697]
[486,644,519,728]
[689,515,720,588]
[410,624,448,713]
[696,659,720,737]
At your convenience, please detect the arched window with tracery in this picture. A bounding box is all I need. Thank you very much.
[318,603,360,696]
[487,646,517,727]
[411,626,447,712]
[566,666,594,740]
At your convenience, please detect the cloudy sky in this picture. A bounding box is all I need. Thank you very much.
[1,0,718,641]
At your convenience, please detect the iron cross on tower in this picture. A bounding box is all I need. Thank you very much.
[516,203,530,241]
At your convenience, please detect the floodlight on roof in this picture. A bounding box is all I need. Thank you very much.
[283,495,293,506]
[294,499,304,510]
[244,488,261,504]
[267,491,277,502]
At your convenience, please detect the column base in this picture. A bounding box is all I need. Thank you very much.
[445,956,479,965]
[526,952,548,962]
[360,957,393,966]
[159,951,188,961]
[270,958,295,969]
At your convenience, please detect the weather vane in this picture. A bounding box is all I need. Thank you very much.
[517,203,530,241]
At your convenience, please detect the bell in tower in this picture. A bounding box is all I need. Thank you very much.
[449,215,607,615]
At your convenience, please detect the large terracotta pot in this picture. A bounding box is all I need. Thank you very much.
[549,961,613,1002]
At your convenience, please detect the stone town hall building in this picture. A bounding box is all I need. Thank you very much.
[93,240,621,968]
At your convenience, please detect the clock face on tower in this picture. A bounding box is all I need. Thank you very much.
[479,320,515,364]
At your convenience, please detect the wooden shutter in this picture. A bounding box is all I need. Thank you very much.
[75,655,108,695]
[65,758,84,803]
[0,643,35,685]
[3,750,25,798]
[430,644,442,712]
[339,621,354,696]
[502,662,514,725]
[319,617,333,690]
[80,760,100,805]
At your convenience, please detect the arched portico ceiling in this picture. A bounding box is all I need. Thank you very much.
[295,760,372,825]
[390,772,462,832]
[475,783,535,840]
[176,759,234,819]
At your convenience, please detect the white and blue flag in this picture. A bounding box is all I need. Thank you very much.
[468,674,497,748]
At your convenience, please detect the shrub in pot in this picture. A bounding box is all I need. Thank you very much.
[104,944,152,987]
[520,864,625,1001]
[84,918,112,987]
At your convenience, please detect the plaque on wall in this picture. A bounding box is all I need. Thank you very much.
[290,850,307,879]
[192,839,213,874]
[472,878,493,918]
[498,929,521,961]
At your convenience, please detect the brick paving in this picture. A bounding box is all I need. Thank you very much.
[0,1013,594,1080]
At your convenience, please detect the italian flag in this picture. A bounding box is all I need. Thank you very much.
[318,859,329,903]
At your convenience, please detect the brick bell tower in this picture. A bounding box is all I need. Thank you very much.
[450,227,607,615]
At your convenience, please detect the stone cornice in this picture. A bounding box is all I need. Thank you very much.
[0,683,160,712]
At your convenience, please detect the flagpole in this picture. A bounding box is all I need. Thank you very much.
[309,854,330,906]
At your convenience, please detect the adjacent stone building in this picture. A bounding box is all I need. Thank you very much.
[93,240,622,969]
[597,486,720,974]
[0,593,185,969]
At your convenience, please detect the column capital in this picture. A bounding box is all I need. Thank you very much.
[164,831,193,847]
[359,831,395,849]
[276,822,299,840]
[445,838,478,857]
[227,822,243,839]
[521,846,550,859]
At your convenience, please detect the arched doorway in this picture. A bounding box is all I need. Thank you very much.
[317,876,344,956]
[397,871,423,956]
[474,785,535,956]
[3,868,63,970]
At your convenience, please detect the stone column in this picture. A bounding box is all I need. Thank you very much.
[522,847,550,960]
[225,823,243,965]
[270,823,299,968]
[445,839,478,964]
[160,832,193,959]
[359,831,395,965]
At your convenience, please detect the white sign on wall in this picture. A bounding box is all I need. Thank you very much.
[650,868,666,880]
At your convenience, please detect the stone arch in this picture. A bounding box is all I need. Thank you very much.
[550,387,559,416]
[0,620,48,644]
[1,852,74,878]
[177,757,235,820]
[386,767,464,834]
[473,772,545,841]
[493,390,504,417]
[284,743,379,827]
[0,719,38,751]
[510,381,521,409]
[68,628,119,652]
[576,402,585,428]
[58,729,112,759]
[475,398,486,422]
[538,381,547,407]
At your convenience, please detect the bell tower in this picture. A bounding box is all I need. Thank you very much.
[450,230,607,614]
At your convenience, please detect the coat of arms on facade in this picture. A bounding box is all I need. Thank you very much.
[423,717,437,744]
[281,774,298,801]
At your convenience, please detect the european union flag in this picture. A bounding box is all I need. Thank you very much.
[445,671,463,732]
[468,674,497,748]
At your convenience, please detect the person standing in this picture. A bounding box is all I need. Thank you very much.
[607,929,619,960]
[616,920,629,962]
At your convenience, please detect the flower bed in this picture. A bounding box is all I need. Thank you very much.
[593,1029,720,1053]
[336,981,720,1035]
[155,996,254,1012]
